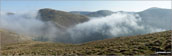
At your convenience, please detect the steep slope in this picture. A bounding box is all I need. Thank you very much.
[38,8,89,28]
[1,30,171,55]
[0,29,31,47]
[138,7,172,30]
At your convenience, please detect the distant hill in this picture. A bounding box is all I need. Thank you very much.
[6,12,15,16]
[38,8,89,28]
[71,7,172,30]
[0,29,31,47]
[1,30,171,55]
[38,8,172,29]
[70,11,92,15]
[70,10,114,17]
[138,7,172,30]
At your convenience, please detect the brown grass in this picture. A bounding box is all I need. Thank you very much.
[1,30,171,55]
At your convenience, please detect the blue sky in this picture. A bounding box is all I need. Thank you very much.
[1,1,171,13]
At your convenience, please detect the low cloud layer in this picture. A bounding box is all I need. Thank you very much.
[0,11,165,43]
[67,12,164,43]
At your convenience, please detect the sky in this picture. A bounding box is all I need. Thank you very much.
[1,0,171,13]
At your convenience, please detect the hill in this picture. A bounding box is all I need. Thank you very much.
[71,7,172,30]
[138,7,172,30]
[70,11,92,15]
[1,30,171,55]
[0,29,31,47]
[38,8,89,28]
[70,10,114,17]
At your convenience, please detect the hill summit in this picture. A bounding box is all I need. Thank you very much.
[38,8,89,28]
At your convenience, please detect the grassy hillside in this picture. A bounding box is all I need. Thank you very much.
[0,29,31,47]
[1,30,171,55]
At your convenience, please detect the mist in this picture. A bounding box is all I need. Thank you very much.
[0,12,60,41]
[0,11,165,43]
[67,12,165,43]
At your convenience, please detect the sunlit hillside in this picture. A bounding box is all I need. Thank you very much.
[1,30,171,55]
